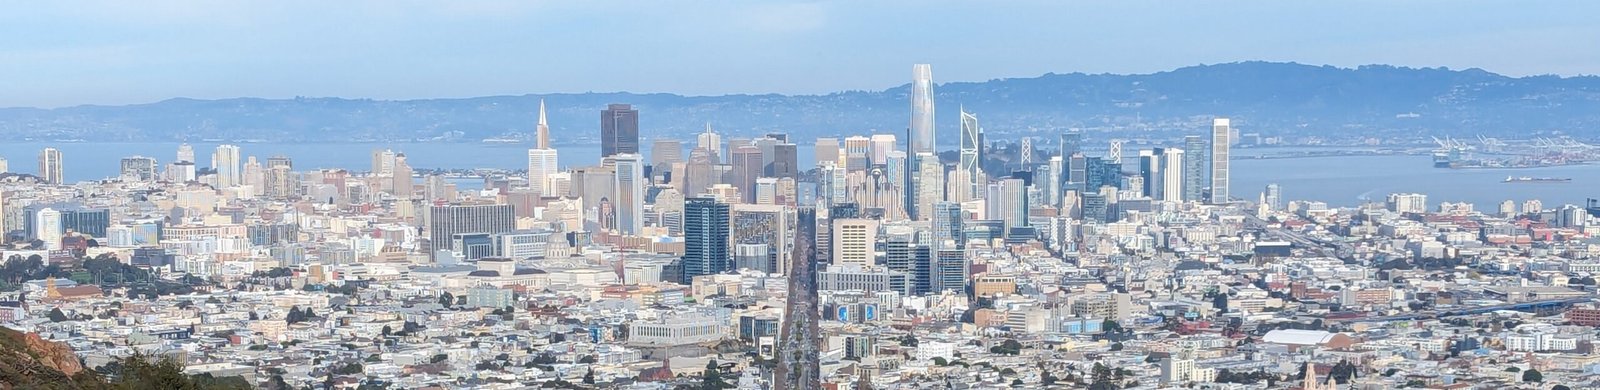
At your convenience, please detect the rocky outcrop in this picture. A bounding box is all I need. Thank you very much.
[0,327,91,389]
[22,332,83,377]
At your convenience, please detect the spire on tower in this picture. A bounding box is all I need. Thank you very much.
[535,99,550,149]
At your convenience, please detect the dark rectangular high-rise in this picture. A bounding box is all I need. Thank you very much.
[767,143,799,179]
[600,104,640,159]
[681,197,730,284]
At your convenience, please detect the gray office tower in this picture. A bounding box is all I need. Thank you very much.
[428,204,515,260]
[681,197,730,284]
[1060,132,1082,159]
[1183,135,1208,202]
[1067,153,1088,193]
[601,104,640,159]
[768,143,799,179]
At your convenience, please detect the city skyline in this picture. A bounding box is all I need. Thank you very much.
[4,3,1600,389]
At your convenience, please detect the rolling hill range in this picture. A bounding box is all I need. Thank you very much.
[4,62,1599,144]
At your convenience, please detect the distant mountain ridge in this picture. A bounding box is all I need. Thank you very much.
[5,61,1600,143]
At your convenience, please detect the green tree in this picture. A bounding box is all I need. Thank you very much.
[439,292,454,307]
[933,357,948,366]
[1522,369,1541,382]
[583,368,596,384]
[114,353,195,390]
[48,307,69,322]
[701,359,729,390]
[1089,362,1115,390]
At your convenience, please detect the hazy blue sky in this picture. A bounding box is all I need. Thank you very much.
[3,0,1596,107]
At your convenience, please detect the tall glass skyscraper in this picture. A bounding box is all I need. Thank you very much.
[682,197,730,284]
[910,64,935,155]
[1182,135,1207,202]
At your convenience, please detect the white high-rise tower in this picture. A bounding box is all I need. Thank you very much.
[910,64,936,154]
[212,144,241,188]
[35,208,62,250]
[907,64,936,219]
[37,148,63,184]
[176,143,195,163]
[528,100,559,196]
[1210,118,1231,203]
[958,107,982,202]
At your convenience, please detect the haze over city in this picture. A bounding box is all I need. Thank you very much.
[3,2,1600,390]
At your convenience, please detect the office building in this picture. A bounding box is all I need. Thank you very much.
[998,178,1028,236]
[213,144,242,188]
[1161,148,1185,202]
[528,100,561,196]
[767,142,799,179]
[1210,118,1231,203]
[176,143,194,163]
[681,197,730,284]
[958,108,983,203]
[613,154,645,235]
[732,146,763,203]
[427,204,515,260]
[527,148,559,197]
[1182,135,1207,202]
[832,218,878,268]
[815,138,840,167]
[1386,193,1428,214]
[931,201,963,248]
[1139,149,1163,199]
[121,156,158,181]
[913,153,941,220]
[372,149,396,176]
[843,136,871,172]
[696,123,722,163]
[266,156,292,170]
[34,208,61,250]
[601,104,640,159]
[909,64,936,155]
[651,139,682,168]
[38,148,63,184]
[264,166,295,200]
[731,204,790,273]
[1263,184,1283,211]
[391,153,413,198]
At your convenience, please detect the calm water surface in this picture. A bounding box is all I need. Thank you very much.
[2,142,1594,210]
